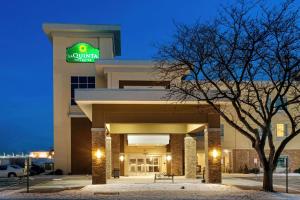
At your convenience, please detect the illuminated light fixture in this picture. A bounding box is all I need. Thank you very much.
[166,155,172,161]
[212,149,219,159]
[39,152,48,158]
[95,149,102,159]
[119,155,125,162]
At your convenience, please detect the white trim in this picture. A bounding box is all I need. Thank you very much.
[204,128,221,133]
[69,114,87,118]
[91,128,106,132]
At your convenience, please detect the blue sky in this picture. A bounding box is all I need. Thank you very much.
[0,0,297,153]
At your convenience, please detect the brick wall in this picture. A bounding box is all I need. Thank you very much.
[232,149,300,172]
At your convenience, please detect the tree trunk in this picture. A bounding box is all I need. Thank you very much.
[263,168,274,192]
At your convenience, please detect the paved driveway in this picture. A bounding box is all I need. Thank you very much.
[223,173,300,194]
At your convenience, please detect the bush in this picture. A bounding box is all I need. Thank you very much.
[294,168,300,173]
[249,168,260,174]
[54,169,63,175]
[243,164,249,174]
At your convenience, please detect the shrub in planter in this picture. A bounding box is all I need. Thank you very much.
[249,168,260,174]
[54,169,63,175]
[294,168,300,173]
[243,164,249,174]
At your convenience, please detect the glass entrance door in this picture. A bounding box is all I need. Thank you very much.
[145,156,160,173]
[128,155,161,175]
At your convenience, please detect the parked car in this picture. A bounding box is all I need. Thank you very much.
[0,165,24,178]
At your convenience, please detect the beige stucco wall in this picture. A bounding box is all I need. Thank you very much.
[53,35,114,174]
[108,71,159,89]
[221,110,300,151]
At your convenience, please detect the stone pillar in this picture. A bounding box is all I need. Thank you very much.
[184,135,197,178]
[204,128,222,183]
[106,136,112,179]
[91,128,106,184]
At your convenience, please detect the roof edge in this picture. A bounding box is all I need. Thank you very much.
[42,23,121,56]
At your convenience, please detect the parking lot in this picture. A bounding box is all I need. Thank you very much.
[0,176,52,192]
[243,174,300,193]
[223,173,300,193]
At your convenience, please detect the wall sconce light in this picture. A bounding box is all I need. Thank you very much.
[95,149,103,159]
[212,149,219,159]
[119,154,125,162]
[166,155,172,161]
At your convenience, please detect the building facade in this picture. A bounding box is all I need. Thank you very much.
[44,23,300,184]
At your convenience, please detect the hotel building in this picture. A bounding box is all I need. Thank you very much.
[43,23,300,184]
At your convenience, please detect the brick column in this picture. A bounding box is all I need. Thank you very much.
[91,128,106,184]
[106,136,112,179]
[184,135,197,178]
[170,134,184,175]
[204,128,222,183]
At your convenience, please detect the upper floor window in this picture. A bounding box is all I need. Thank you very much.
[220,124,224,137]
[276,123,288,138]
[71,76,95,105]
[275,97,287,111]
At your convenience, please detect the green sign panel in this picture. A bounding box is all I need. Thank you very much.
[66,42,100,63]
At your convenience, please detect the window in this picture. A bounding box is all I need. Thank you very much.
[10,165,21,169]
[71,76,95,105]
[220,124,224,137]
[275,97,287,111]
[277,156,287,168]
[0,165,7,170]
[276,123,288,138]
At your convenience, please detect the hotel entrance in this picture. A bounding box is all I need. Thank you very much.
[128,154,162,176]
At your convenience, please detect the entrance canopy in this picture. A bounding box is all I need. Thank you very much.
[75,88,209,120]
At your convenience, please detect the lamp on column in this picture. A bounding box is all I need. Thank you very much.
[166,153,172,162]
[211,149,220,159]
[95,149,103,159]
[119,153,125,162]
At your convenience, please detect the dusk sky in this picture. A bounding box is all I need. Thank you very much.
[0,0,297,153]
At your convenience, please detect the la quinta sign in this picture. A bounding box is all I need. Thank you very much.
[66,42,100,63]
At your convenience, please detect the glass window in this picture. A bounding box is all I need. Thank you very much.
[276,124,287,137]
[88,83,96,88]
[0,165,7,170]
[79,77,87,83]
[79,84,88,89]
[88,76,95,83]
[277,156,287,168]
[71,76,95,105]
[71,76,78,83]
[220,124,224,137]
[275,97,287,110]
[10,165,21,169]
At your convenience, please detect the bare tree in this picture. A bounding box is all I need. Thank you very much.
[156,0,300,192]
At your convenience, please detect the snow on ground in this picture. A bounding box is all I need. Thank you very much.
[1,181,300,200]
[0,175,300,199]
